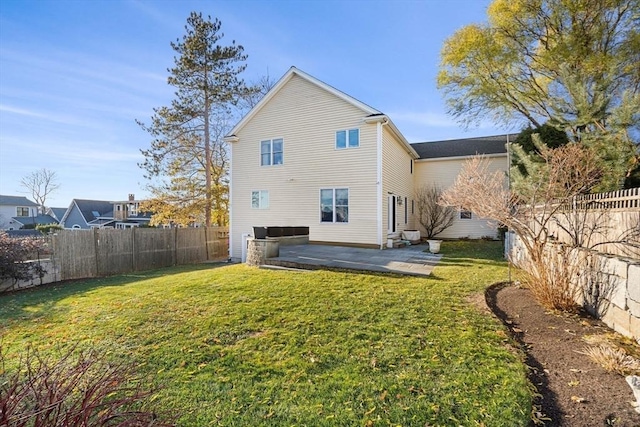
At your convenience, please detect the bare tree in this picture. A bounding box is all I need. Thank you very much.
[440,145,639,311]
[414,184,455,239]
[20,168,60,213]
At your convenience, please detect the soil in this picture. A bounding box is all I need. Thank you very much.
[484,284,640,427]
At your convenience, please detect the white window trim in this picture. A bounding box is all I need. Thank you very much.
[335,128,360,150]
[320,188,349,223]
[460,209,472,220]
[260,138,284,166]
[251,190,269,209]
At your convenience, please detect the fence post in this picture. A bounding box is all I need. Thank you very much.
[205,227,210,260]
[93,228,100,277]
[132,227,137,272]
[173,227,178,266]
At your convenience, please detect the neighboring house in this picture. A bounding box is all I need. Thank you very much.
[60,195,151,229]
[11,214,59,229]
[45,207,67,223]
[0,195,39,230]
[412,135,509,239]
[224,67,511,260]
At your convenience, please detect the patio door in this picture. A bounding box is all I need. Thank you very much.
[388,195,396,233]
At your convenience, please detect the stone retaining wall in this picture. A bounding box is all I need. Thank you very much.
[507,232,640,340]
[0,259,59,293]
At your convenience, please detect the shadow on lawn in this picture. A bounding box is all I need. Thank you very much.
[0,262,232,321]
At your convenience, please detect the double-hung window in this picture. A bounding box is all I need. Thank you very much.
[335,129,359,149]
[460,209,472,219]
[252,190,269,209]
[320,188,349,223]
[16,207,30,216]
[260,138,283,166]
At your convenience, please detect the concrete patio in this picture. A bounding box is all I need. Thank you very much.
[264,243,441,276]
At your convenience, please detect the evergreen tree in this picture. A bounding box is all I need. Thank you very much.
[138,12,250,226]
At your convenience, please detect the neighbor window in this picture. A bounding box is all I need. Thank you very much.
[16,207,29,216]
[460,209,472,219]
[252,190,269,209]
[260,138,283,166]
[335,129,359,149]
[320,188,349,223]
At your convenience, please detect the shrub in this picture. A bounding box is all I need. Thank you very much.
[0,345,175,426]
[36,223,63,234]
[0,231,46,284]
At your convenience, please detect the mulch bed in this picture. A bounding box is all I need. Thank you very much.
[485,283,640,426]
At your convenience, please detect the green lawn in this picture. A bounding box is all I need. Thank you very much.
[1,241,531,426]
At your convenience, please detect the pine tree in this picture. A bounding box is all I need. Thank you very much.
[138,12,249,226]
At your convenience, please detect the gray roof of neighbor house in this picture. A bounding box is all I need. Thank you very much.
[12,215,58,226]
[411,134,513,160]
[0,195,38,206]
[5,229,43,238]
[72,199,114,222]
[48,207,67,221]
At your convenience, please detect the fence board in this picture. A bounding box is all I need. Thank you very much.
[134,228,175,270]
[53,230,96,280]
[96,229,133,276]
[206,227,229,260]
[176,228,207,264]
[48,227,228,282]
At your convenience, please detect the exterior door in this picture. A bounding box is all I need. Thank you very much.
[388,195,396,233]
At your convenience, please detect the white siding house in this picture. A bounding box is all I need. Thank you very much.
[225,67,509,260]
[0,195,39,230]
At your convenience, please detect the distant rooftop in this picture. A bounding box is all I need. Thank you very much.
[0,195,38,206]
[411,134,514,160]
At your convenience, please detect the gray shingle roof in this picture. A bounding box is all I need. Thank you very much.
[48,207,67,221]
[73,199,114,222]
[0,195,38,206]
[12,214,58,226]
[411,134,513,159]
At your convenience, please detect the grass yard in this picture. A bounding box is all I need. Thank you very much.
[0,241,531,426]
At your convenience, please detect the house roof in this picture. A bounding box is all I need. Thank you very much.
[411,134,514,160]
[60,199,114,226]
[12,214,58,226]
[47,207,67,221]
[0,195,38,207]
[5,229,43,238]
[225,66,418,158]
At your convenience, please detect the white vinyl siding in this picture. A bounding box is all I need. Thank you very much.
[413,155,508,239]
[381,126,416,235]
[230,74,378,258]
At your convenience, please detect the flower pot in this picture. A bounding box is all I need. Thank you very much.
[427,239,442,254]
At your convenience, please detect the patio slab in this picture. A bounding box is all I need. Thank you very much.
[265,243,441,276]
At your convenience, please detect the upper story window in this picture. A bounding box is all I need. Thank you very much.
[320,188,349,223]
[261,138,283,166]
[252,190,269,209]
[460,209,472,220]
[16,207,30,216]
[336,129,359,149]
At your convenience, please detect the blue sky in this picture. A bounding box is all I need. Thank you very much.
[0,0,509,208]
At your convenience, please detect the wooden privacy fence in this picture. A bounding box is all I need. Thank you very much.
[52,227,228,281]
